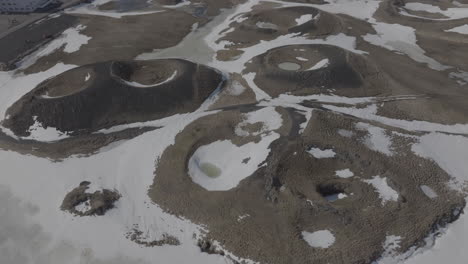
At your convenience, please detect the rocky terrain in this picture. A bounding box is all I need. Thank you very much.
[0,0,468,264]
[61,181,121,216]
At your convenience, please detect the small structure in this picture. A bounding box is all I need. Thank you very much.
[0,0,55,13]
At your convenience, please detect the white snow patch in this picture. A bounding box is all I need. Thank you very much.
[364,176,399,205]
[85,72,91,82]
[121,70,177,88]
[302,230,335,248]
[295,14,314,26]
[296,57,308,61]
[297,108,313,134]
[412,133,468,191]
[307,147,336,159]
[18,25,90,68]
[23,116,70,142]
[306,58,329,71]
[445,25,468,34]
[356,122,394,156]
[61,25,91,53]
[335,169,354,178]
[378,235,402,261]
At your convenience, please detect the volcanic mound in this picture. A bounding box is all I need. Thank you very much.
[244,44,385,97]
[218,6,342,49]
[149,106,465,264]
[3,59,224,137]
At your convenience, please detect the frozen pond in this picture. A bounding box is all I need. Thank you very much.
[325,193,348,202]
[278,62,301,71]
[199,162,222,178]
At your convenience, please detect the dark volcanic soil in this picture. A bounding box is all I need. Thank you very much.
[3,59,224,136]
[244,44,385,97]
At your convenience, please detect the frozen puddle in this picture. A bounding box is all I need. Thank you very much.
[188,134,279,191]
[325,193,347,202]
[278,62,301,71]
[302,230,335,248]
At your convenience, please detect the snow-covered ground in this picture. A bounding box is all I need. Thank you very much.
[1,0,468,263]
[188,134,278,191]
